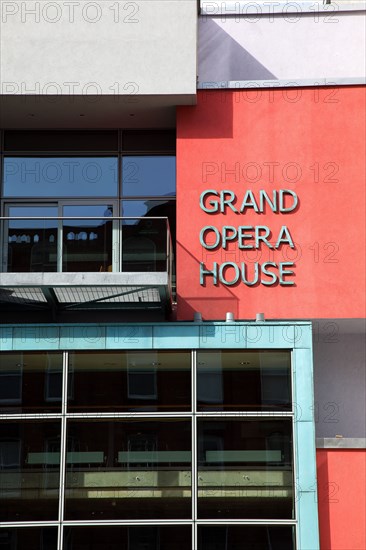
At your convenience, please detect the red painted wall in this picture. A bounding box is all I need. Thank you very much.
[177,87,366,320]
[317,449,366,549]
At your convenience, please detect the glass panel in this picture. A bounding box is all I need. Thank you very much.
[0,527,58,550]
[197,419,294,519]
[62,205,113,272]
[3,157,118,197]
[122,156,176,197]
[0,421,60,521]
[4,130,118,152]
[197,351,291,411]
[121,217,168,272]
[6,206,58,272]
[122,199,176,243]
[64,420,191,520]
[197,525,295,550]
[64,525,191,550]
[68,351,191,412]
[122,130,176,153]
[0,352,63,414]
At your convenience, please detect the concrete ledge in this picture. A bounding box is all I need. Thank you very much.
[0,272,168,287]
[198,78,366,89]
[201,1,366,15]
[316,438,366,449]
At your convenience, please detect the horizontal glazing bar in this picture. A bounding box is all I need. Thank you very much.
[0,520,297,527]
[0,412,293,419]
[1,216,170,221]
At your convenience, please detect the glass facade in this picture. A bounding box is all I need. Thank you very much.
[0,348,300,549]
[3,158,118,198]
[0,131,176,276]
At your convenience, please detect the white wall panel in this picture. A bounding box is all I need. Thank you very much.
[198,10,366,84]
[0,1,197,97]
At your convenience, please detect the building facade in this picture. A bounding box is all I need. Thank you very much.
[0,1,365,549]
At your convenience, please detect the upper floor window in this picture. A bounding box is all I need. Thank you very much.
[3,157,118,198]
[0,130,176,275]
[123,156,176,197]
[1,130,176,200]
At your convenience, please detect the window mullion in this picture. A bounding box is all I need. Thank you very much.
[57,351,68,550]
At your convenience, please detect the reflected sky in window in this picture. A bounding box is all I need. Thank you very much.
[3,157,118,197]
[122,157,176,197]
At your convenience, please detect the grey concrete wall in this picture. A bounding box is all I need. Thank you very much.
[198,7,366,84]
[0,1,197,97]
[313,320,366,439]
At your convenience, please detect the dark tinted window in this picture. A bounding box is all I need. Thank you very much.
[4,131,118,152]
[122,130,175,153]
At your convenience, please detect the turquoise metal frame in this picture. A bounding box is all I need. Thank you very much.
[0,321,319,550]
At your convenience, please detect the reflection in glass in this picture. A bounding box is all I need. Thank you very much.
[64,525,191,550]
[62,205,113,272]
[3,157,118,197]
[0,352,63,414]
[0,527,58,550]
[121,216,168,272]
[68,351,191,412]
[122,199,176,242]
[6,206,58,272]
[0,421,61,521]
[121,200,176,279]
[197,351,292,411]
[197,525,295,550]
[122,156,176,197]
[64,420,192,520]
[197,419,294,519]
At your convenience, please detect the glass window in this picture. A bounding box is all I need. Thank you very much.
[0,343,313,549]
[62,205,114,272]
[0,527,58,550]
[64,525,191,550]
[5,206,58,273]
[0,371,22,405]
[0,421,61,522]
[68,351,191,412]
[121,200,174,273]
[3,157,118,198]
[197,419,294,519]
[3,130,118,152]
[122,199,176,241]
[64,419,192,520]
[0,352,63,414]
[122,130,175,153]
[197,351,291,411]
[122,157,176,197]
[197,525,295,550]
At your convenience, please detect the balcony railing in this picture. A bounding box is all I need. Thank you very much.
[1,216,173,276]
[0,216,174,311]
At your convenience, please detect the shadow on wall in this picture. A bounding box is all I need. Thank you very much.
[178,89,234,139]
[177,295,239,322]
[176,241,239,321]
[198,17,277,83]
[316,450,332,550]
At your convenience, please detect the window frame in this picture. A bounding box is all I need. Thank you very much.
[0,321,319,550]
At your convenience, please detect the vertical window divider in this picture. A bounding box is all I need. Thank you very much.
[57,351,68,550]
[1,213,7,273]
[290,349,299,537]
[57,204,63,273]
[112,206,119,274]
[118,136,123,273]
